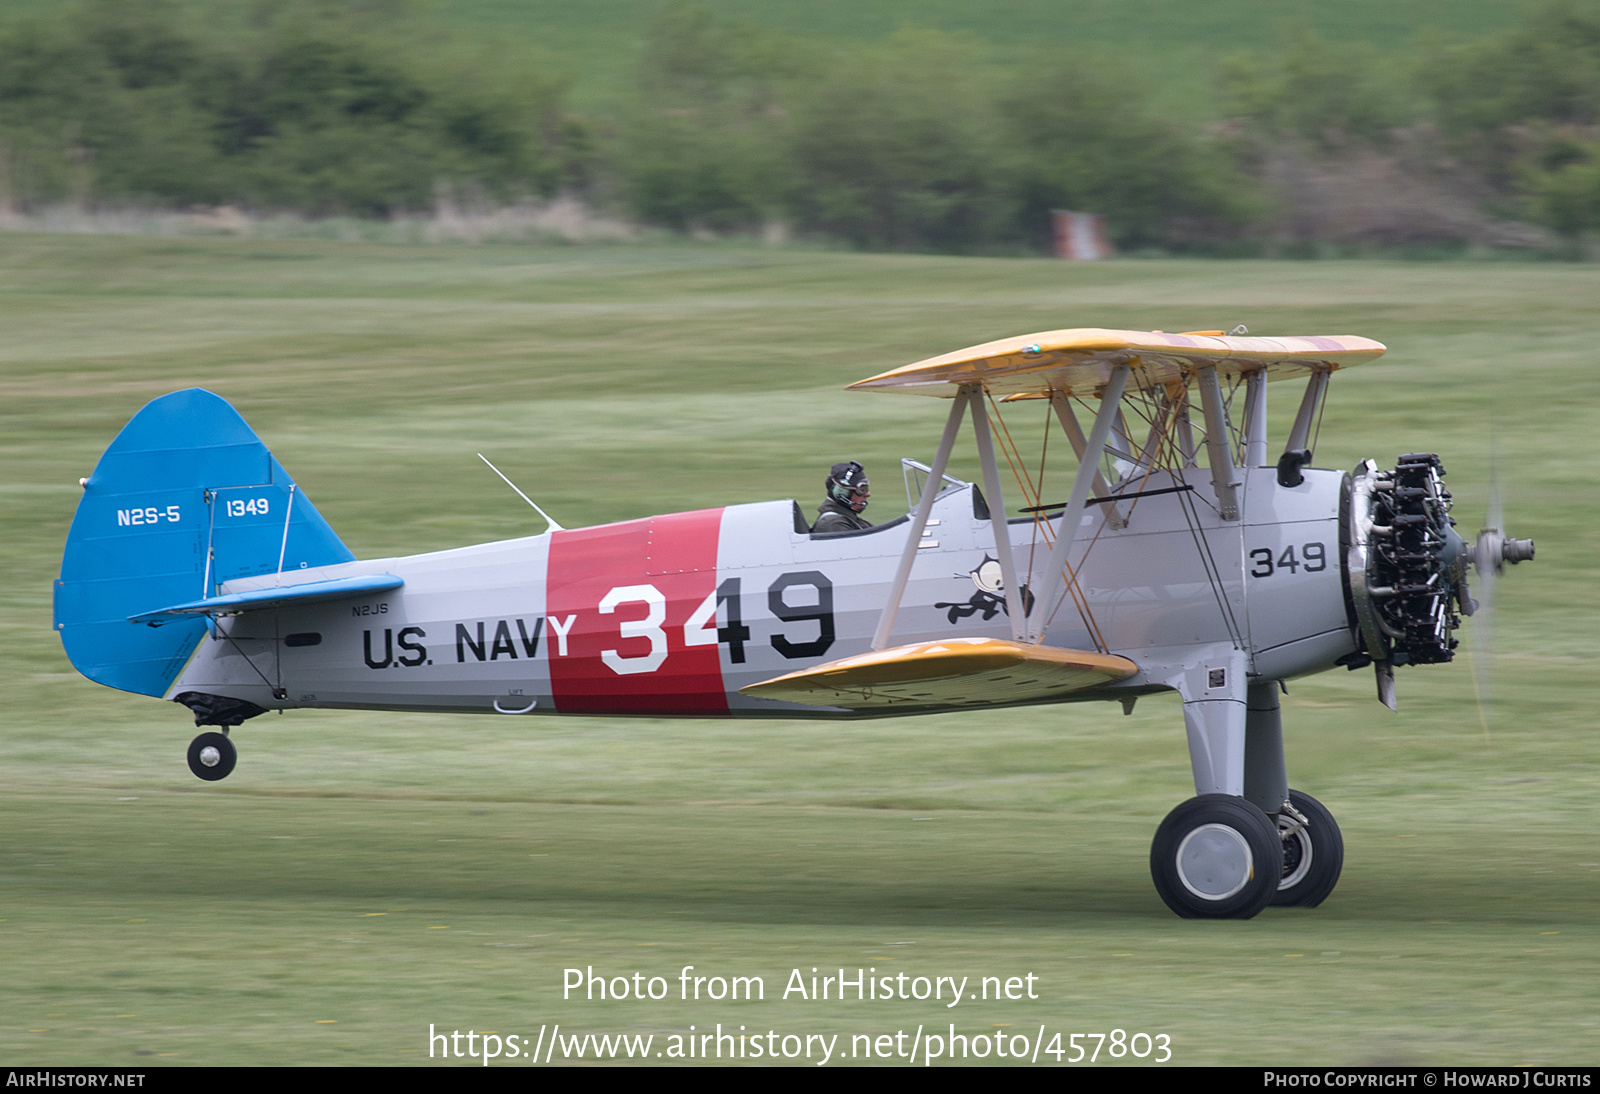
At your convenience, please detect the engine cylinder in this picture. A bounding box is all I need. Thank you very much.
[1345,454,1466,668]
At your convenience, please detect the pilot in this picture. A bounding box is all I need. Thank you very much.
[814,461,873,533]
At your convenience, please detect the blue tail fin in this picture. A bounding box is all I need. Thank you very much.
[55,389,355,697]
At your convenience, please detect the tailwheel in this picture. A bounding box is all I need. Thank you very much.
[186,731,237,782]
[1151,795,1279,919]
[1272,789,1344,907]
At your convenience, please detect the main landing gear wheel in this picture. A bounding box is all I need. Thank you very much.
[186,731,236,782]
[1151,795,1279,919]
[1271,789,1344,908]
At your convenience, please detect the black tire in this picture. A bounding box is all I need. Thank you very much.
[1271,789,1344,908]
[186,731,236,782]
[1150,794,1280,919]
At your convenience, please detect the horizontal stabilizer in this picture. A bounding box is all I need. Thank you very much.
[130,574,403,625]
[740,637,1137,710]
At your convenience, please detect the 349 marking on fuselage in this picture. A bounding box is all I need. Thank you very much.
[1248,542,1327,578]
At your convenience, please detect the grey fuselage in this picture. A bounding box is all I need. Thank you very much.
[166,466,1355,720]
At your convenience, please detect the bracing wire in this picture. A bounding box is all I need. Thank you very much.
[1164,373,1246,647]
[986,392,1041,510]
[987,393,1102,645]
[218,623,280,691]
[1022,402,1053,600]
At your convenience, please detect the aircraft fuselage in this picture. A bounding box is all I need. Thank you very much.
[167,467,1355,718]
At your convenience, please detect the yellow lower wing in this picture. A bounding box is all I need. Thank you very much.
[739,638,1138,710]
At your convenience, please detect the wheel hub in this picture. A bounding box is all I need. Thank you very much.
[1277,799,1314,890]
[1175,824,1254,900]
[199,746,222,768]
[1279,819,1313,890]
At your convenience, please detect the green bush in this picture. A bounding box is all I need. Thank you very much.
[612,13,1255,253]
[0,0,565,214]
[1003,57,1258,251]
[1220,30,1413,149]
[1526,140,1600,233]
[608,5,800,231]
[785,31,1010,252]
[1419,0,1600,233]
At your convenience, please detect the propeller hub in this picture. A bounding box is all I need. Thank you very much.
[1469,528,1536,577]
[1503,535,1535,566]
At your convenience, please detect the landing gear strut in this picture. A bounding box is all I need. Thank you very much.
[186,730,237,781]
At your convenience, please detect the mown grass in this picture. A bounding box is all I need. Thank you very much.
[1,235,1597,1065]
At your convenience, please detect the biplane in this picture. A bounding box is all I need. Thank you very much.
[55,327,1534,918]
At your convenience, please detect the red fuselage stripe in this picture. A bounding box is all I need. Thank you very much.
[546,508,728,714]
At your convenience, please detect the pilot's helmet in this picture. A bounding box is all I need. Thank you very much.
[827,461,870,511]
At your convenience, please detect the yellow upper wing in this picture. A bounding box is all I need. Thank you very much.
[847,328,1387,398]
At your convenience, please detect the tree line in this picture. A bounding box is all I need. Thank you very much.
[2,0,1599,251]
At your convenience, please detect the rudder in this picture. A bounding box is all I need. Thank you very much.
[55,389,355,697]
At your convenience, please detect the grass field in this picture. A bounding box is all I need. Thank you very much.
[2,235,1597,1066]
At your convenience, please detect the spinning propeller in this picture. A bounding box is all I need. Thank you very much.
[1457,464,1535,720]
